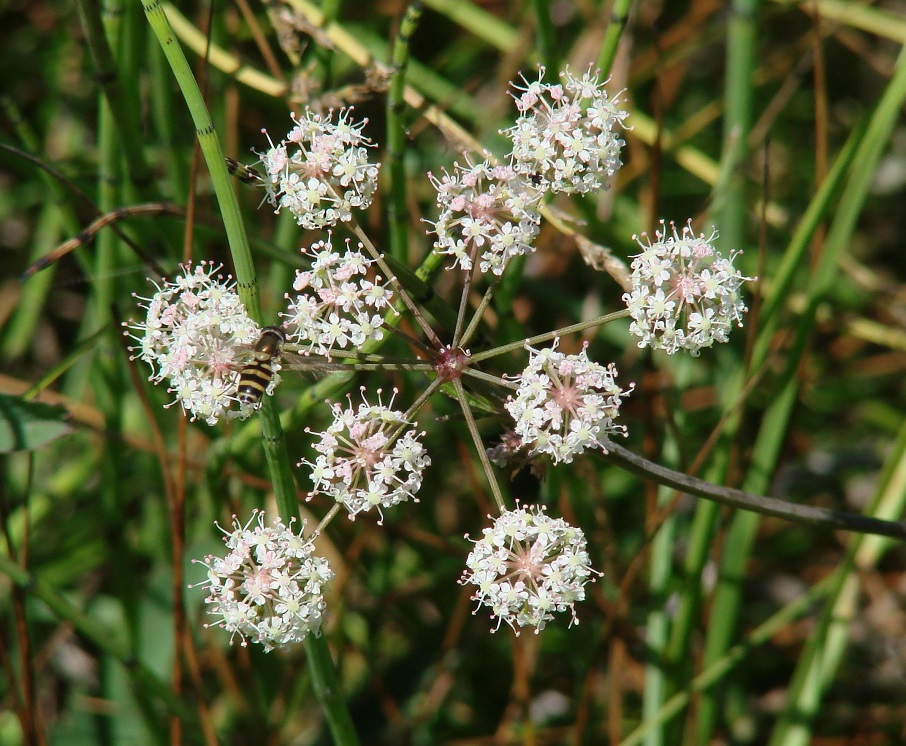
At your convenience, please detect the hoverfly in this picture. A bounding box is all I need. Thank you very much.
[236,326,287,408]
[234,326,435,411]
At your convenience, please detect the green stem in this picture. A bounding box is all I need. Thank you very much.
[386,1,423,262]
[596,0,634,78]
[315,504,343,535]
[77,0,154,191]
[140,0,259,320]
[142,3,358,741]
[530,0,557,71]
[706,0,759,250]
[462,367,513,390]
[767,419,906,746]
[401,376,445,423]
[304,634,360,745]
[261,370,359,746]
[346,220,442,348]
[696,40,906,744]
[453,256,480,347]
[459,273,503,350]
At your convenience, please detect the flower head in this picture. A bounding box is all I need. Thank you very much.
[623,221,755,355]
[258,108,380,229]
[280,234,395,357]
[193,511,333,652]
[301,389,431,522]
[503,66,628,195]
[125,262,269,425]
[460,504,599,634]
[429,158,542,276]
[505,339,631,464]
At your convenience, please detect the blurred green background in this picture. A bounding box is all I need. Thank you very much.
[2,0,906,744]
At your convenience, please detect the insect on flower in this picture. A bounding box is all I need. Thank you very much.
[225,156,263,184]
[236,326,287,408]
[235,326,355,410]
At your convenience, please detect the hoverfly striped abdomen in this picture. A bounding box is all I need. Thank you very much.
[237,326,286,407]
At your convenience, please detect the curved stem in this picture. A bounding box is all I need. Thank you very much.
[142,0,259,319]
[602,441,906,540]
[143,5,357,742]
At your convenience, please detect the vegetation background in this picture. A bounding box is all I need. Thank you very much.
[2,0,906,744]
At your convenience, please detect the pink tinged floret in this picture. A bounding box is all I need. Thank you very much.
[431,157,543,276]
[125,261,263,425]
[460,505,599,634]
[300,390,430,522]
[673,273,701,303]
[623,221,755,355]
[193,512,333,652]
[281,235,394,357]
[505,339,630,464]
[503,66,627,195]
[255,109,379,229]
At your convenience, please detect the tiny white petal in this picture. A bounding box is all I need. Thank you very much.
[622,221,756,355]
[192,512,333,652]
[460,504,600,633]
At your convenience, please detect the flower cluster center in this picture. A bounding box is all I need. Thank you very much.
[436,346,471,382]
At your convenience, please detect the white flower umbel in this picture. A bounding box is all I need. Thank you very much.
[623,221,755,356]
[125,262,265,425]
[461,504,599,634]
[193,511,333,652]
[503,66,628,195]
[505,339,630,464]
[302,389,431,522]
[429,158,542,276]
[258,108,380,229]
[280,234,395,357]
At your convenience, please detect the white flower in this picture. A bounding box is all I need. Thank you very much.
[429,158,542,275]
[460,504,599,633]
[623,221,755,355]
[193,511,333,652]
[301,389,431,522]
[280,234,395,357]
[124,262,268,425]
[258,108,380,229]
[505,339,631,464]
[502,66,628,195]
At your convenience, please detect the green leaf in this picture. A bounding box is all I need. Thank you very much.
[0,393,72,452]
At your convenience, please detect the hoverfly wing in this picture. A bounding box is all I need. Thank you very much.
[225,157,263,184]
